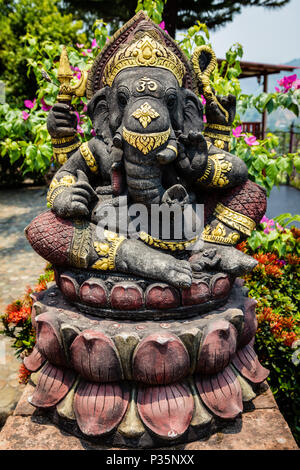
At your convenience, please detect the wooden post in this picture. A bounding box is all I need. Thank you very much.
[262,74,268,139]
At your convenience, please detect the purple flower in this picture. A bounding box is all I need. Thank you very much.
[40,97,52,112]
[244,135,259,146]
[158,21,168,34]
[24,99,36,109]
[278,259,287,266]
[91,129,96,137]
[22,111,30,120]
[91,39,98,48]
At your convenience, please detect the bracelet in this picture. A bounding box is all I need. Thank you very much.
[206,123,231,132]
[52,135,76,145]
[47,174,76,207]
[80,142,98,174]
[53,141,81,165]
[166,144,178,156]
[204,131,231,142]
[208,154,232,188]
[214,203,256,236]
[201,223,240,246]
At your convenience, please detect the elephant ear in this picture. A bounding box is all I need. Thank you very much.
[87,87,112,141]
[179,88,204,135]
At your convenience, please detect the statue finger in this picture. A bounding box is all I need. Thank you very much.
[55,118,77,128]
[72,187,92,200]
[52,103,72,113]
[70,201,89,217]
[71,195,89,205]
[54,127,76,136]
[53,112,74,120]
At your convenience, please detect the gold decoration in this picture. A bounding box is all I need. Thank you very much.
[204,131,231,143]
[166,144,178,156]
[52,135,76,145]
[136,77,158,92]
[201,223,240,246]
[57,46,88,102]
[53,141,81,165]
[92,230,125,270]
[214,203,256,236]
[209,154,232,187]
[80,142,98,173]
[132,102,160,128]
[69,220,92,268]
[122,126,170,155]
[191,45,229,123]
[197,158,212,184]
[207,123,231,132]
[213,139,225,150]
[139,231,198,251]
[103,33,186,87]
[47,174,76,207]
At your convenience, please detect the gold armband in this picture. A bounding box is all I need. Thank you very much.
[197,154,232,187]
[47,174,76,207]
[92,230,125,270]
[80,142,98,173]
[201,223,240,246]
[214,203,256,237]
[53,141,81,165]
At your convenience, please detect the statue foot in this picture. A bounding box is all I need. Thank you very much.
[115,239,193,289]
[189,242,257,277]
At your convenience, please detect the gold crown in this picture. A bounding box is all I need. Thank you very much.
[102,33,186,87]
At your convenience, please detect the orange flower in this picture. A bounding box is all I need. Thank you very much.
[19,364,31,384]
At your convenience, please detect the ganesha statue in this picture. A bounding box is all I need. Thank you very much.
[24,11,269,447]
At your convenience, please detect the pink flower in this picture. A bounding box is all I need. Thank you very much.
[77,125,84,136]
[158,21,168,34]
[201,95,206,106]
[232,125,244,138]
[276,74,299,93]
[91,39,98,48]
[293,79,300,89]
[244,135,259,146]
[22,111,30,120]
[82,104,87,113]
[276,223,284,232]
[76,43,84,48]
[40,97,52,112]
[203,114,207,123]
[24,99,36,109]
[261,216,275,234]
[74,111,80,124]
[91,129,96,137]
[260,215,269,224]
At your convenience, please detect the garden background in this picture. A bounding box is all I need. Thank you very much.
[0,0,299,445]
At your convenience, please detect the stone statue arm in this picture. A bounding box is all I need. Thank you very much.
[47,137,111,219]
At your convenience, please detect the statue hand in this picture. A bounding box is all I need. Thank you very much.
[47,103,78,138]
[176,131,208,178]
[52,170,97,218]
[205,94,236,127]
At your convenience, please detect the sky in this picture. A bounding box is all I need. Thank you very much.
[209,0,300,65]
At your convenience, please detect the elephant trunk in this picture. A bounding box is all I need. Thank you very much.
[124,156,164,205]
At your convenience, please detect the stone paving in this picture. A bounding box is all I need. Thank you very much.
[0,186,48,427]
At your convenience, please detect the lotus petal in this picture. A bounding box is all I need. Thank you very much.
[29,362,76,408]
[196,366,243,419]
[133,333,190,384]
[74,380,129,436]
[239,298,258,347]
[23,346,46,372]
[197,319,237,375]
[231,343,269,383]
[70,329,123,382]
[137,382,193,439]
[36,313,67,367]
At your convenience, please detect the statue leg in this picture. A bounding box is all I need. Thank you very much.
[25,210,193,289]
[190,180,267,276]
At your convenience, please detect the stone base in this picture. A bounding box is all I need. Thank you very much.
[0,382,297,450]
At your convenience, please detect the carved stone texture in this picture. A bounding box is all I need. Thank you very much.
[231,343,269,383]
[59,274,79,301]
[79,278,108,307]
[137,382,194,440]
[145,283,180,310]
[70,330,123,382]
[196,365,243,419]
[29,362,76,408]
[110,282,143,310]
[23,346,46,373]
[36,313,68,367]
[239,297,258,347]
[181,279,210,306]
[197,319,237,375]
[73,380,129,436]
[132,333,190,384]
[210,273,231,299]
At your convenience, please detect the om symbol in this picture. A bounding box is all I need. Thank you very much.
[136,77,158,93]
